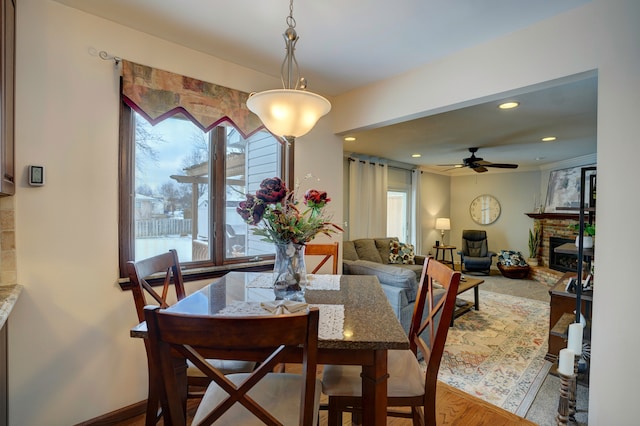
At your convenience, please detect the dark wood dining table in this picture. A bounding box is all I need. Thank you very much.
[131,271,409,425]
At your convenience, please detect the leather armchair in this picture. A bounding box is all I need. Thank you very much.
[458,230,496,274]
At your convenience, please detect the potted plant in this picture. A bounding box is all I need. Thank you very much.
[528,224,542,266]
[569,222,595,248]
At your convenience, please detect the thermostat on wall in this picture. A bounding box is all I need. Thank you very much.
[28,165,45,186]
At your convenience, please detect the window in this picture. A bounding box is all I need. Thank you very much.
[387,190,409,242]
[119,105,286,277]
[386,167,413,242]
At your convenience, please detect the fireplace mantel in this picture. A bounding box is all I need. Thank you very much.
[525,212,582,220]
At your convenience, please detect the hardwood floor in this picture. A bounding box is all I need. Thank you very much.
[117,366,535,425]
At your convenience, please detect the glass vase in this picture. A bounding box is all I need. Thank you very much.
[273,242,308,301]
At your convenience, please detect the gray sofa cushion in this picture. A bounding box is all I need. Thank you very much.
[353,239,383,263]
[342,241,359,261]
[347,260,418,303]
[374,237,397,264]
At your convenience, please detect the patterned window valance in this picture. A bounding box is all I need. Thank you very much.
[121,60,264,138]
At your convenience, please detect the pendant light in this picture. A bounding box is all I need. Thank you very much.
[246,0,331,144]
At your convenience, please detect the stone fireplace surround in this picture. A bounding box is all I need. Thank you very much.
[525,212,588,285]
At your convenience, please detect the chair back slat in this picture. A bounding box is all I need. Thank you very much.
[126,249,186,322]
[408,257,461,396]
[145,306,320,426]
[305,242,339,274]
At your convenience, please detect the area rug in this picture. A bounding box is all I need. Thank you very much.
[436,290,552,416]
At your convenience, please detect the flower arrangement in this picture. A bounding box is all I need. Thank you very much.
[236,176,342,245]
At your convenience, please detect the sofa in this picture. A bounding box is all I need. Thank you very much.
[342,237,426,332]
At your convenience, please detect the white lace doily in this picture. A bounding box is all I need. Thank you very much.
[246,273,340,291]
[216,301,344,340]
[306,274,341,290]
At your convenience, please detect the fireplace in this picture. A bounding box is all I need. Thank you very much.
[549,237,577,272]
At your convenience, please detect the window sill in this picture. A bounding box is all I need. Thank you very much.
[118,259,274,291]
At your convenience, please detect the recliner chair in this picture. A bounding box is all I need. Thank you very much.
[458,230,496,274]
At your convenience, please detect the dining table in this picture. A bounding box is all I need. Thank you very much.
[131,271,409,425]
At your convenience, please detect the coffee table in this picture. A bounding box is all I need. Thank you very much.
[451,276,484,325]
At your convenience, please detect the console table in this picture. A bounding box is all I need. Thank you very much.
[546,272,592,364]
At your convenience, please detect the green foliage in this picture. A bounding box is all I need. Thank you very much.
[568,222,596,236]
[528,225,542,258]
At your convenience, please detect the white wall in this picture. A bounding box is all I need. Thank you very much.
[10,0,342,424]
[419,171,451,251]
[450,170,541,261]
[331,1,640,423]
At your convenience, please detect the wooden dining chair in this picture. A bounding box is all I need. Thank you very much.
[321,257,461,426]
[126,249,254,425]
[305,242,339,274]
[144,305,321,425]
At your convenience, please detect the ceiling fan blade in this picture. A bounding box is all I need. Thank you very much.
[485,163,518,169]
[472,166,488,173]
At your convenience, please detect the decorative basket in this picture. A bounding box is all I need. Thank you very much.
[497,263,530,279]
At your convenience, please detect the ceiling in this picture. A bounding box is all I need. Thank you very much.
[53,0,596,173]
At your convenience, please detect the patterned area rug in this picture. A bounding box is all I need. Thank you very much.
[436,290,552,416]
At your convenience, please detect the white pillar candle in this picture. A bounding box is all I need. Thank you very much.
[567,322,583,355]
[558,348,575,376]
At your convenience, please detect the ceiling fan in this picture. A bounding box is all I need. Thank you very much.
[441,147,519,173]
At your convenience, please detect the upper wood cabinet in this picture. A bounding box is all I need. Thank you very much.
[0,0,14,196]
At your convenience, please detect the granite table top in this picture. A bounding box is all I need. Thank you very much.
[0,284,22,329]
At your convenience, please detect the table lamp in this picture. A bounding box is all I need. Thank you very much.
[436,218,451,245]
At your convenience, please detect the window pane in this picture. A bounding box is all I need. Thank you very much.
[225,128,282,259]
[133,112,210,262]
[387,191,408,241]
[128,110,283,269]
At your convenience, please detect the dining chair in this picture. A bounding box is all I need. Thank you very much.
[126,249,255,425]
[305,242,339,274]
[321,257,461,426]
[144,305,321,425]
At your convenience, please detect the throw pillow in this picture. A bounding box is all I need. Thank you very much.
[389,240,416,265]
[498,250,527,266]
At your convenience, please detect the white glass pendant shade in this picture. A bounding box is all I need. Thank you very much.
[247,89,331,138]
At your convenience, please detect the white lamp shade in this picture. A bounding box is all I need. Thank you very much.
[435,218,451,231]
[246,89,331,138]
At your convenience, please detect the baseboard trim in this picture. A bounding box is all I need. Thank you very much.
[74,400,147,425]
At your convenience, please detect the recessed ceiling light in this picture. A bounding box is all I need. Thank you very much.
[411,154,421,158]
[498,101,520,109]
[541,136,557,142]
[344,136,356,142]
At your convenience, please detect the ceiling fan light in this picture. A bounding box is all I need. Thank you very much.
[247,89,331,138]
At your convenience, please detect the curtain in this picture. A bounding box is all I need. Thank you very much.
[121,60,264,138]
[348,159,388,239]
[411,169,423,254]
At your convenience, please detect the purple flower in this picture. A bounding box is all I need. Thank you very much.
[236,194,265,225]
[256,177,287,203]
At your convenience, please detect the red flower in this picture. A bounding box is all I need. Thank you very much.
[236,194,265,225]
[304,189,330,209]
[256,177,287,204]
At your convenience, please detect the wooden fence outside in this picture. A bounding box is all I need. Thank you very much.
[135,219,192,238]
